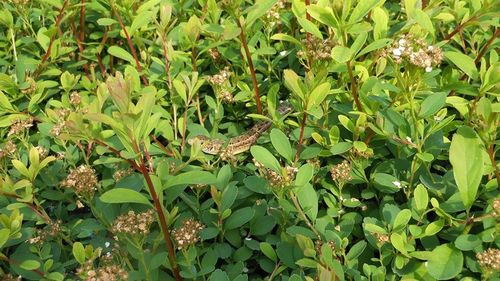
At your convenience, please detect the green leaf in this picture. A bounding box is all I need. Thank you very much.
[372,7,388,39]
[250,146,282,173]
[414,184,428,214]
[100,188,152,206]
[390,233,408,255]
[444,51,479,80]
[283,69,304,100]
[373,173,401,193]
[0,229,10,248]
[270,129,293,163]
[412,9,434,35]
[245,0,278,27]
[346,240,367,260]
[454,234,481,251]
[97,18,117,26]
[108,46,135,64]
[260,242,277,262]
[296,183,318,221]
[331,46,354,63]
[308,82,331,108]
[392,209,411,232]
[165,171,217,189]
[20,260,41,270]
[419,92,447,118]
[297,17,322,39]
[295,164,314,186]
[449,126,484,211]
[307,5,338,28]
[72,242,86,264]
[426,244,463,280]
[130,11,154,35]
[209,269,230,281]
[270,33,302,45]
[348,0,381,24]
[225,207,255,230]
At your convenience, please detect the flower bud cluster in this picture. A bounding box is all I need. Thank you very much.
[207,67,231,86]
[76,261,128,281]
[264,0,286,28]
[297,37,335,61]
[28,220,62,245]
[330,160,352,182]
[61,165,98,197]
[8,116,34,136]
[171,218,205,250]
[476,248,500,271]
[111,209,155,236]
[381,34,443,72]
[253,158,298,189]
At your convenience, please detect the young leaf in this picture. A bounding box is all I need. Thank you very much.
[444,51,479,80]
[251,146,282,173]
[108,46,135,64]
[449,126,484,211]
[100,188,152,206]
[270,129,293,163]
[348,0,381,24]
[426,244,463,280]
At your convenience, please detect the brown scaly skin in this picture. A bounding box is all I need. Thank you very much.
[188,103,292,156]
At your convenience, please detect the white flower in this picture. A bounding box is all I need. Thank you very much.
[392,48,402,57]
[105,241,111,248]
[399,39,406,45]
[425,66,433,72]
[406,136,413,143]
[428,45,434,51]
[245,237,252,241]
[392,181,402,189]
[279,50,287,56]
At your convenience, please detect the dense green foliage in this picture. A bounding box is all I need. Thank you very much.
[0,0,499,280]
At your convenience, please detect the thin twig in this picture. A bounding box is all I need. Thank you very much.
[295,112,307,162]
[112,3,149,86]
[33,0,69,77]
[347,61,363,111]
[487,144,500,191]
[237,18,263,114]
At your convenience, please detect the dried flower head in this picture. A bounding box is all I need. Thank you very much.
[60,165,98,197]
[111,209,155,236]
[297,37,335,61]
[8,117,34,136]
[375,233,390,245]
[20,77,36,94]
[70,91,82,105]
[253,159,298,189]
[113,168,133,182]
[381,34,443,72]
[171,218,205,250]
[492,198,500,217]
[218,90,235,103]
[2,140,17,156]
[208,48,221,60]
[35,146,49,159]
[28,220,62,245]
[264,0,285,28]
[476,248,500,271]
[330,160,352,182]
[1,274,22,281]
[207,67,231,86]
[315,239,336,256]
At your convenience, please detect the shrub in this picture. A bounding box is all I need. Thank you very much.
[0,0,499,280]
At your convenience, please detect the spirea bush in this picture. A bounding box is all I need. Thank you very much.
[0,0,499,280]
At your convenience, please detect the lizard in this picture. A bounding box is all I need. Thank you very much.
[188,102,292,157]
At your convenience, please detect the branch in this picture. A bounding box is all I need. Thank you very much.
[33,0,69,78]
[112,4,149,86]
[347,61,363,111]
[237,18,263,114]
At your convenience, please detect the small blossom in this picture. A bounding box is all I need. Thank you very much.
[171,218,205,250]
[105,242,111,248]
[392,181,402,189]
[476,248,500,271]
[330,160,352,182]
[492,198,500,217]
[60,165,98,197]
[425,66,433,72]
[70,91,81,105]
[8,117,34,136]
[111,209,155,236]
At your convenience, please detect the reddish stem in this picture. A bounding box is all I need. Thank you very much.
[444,16,477,41]
[237,19,263,114]
[69,17,89,78]
[487,144,500,191]
[160,35,172,89]
[347,61,363,112]
[422,0,427,8]
[135,142,182,281]
[33,0,69,77]
[113,5,149,86]
[295,112,308,162]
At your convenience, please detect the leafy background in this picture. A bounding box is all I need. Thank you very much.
[0,0,499,280]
